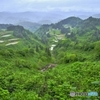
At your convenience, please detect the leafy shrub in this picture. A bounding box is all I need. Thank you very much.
[0,88,10,100]
[14,59,32,69]
[63,53,77,63]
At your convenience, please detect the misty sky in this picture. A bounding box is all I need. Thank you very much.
[0,0,100,13]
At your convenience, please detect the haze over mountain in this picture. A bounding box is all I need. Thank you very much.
[0,0,100,25]
[0,11,94,25]
[93,13,100,18]
[17,21,41,32]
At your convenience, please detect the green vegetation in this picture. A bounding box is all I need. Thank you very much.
[0,17,100,99]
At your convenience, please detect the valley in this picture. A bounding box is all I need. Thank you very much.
[0,17,100,100]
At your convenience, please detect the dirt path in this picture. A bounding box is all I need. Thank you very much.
[41,64,57,72]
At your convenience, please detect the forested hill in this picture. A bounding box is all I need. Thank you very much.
[53,16,82,28]
[36,16,100,33]
[35,16,100,99]
[0,23,52,52]
[53,16,100,28]
[35,16,100,42]
[35,17,82,36]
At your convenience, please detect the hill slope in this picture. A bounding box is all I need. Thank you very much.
[34,17,100,99]
[0,17,100,100]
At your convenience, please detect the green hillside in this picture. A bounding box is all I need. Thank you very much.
[34,17,100,99]
[0,16,100,100]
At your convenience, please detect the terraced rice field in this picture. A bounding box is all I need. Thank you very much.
[0,31,19,46]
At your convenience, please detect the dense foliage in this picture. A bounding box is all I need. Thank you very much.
[0,17,100,99]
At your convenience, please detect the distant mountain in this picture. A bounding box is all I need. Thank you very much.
[0,24,12,30]
[38,20,52,24]
[0,11,94,24]
[17,21,41,32]
[92,13,100,18]
[0,11,64,24]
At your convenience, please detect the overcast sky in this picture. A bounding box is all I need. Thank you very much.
[0,0,100,13]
